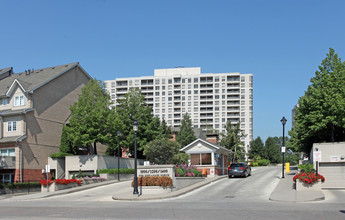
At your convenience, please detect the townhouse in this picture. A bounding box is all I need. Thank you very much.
[0,63,91,183]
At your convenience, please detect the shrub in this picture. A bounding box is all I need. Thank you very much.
[175,164,202,177]
[51,173,55,180]
[50,152,73,158]
[98,169,134,174]
[298,163,315,173]
[251,162,259,167]
[293,172,325,185]
[72,174,76,179]
[258,159,270,166]
[1,182,41,189]
[132,176,173,187]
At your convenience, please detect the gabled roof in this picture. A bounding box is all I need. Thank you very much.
[0,62,91,96]
[181,138,231,154]
[0,135,27,143]
[0,67,13,80]
[0,108,34,116]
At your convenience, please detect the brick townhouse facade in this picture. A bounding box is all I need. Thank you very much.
[0,63,91,183]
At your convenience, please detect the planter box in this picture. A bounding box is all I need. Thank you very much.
[138,186,173,195]
[296,181,323,191]
[41,182,80,192]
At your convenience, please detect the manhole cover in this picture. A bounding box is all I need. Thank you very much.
[224,195,235,198]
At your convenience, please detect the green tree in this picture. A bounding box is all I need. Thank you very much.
[116,88,163,158]
[161,119,173,139]
[176,114,197,148]
[220,122,246,163]
[289,48,345,153]
[265,137,281,164]
[104,109,125,156]
[143,139,180,164]
[249,137,265,159]
[59,125,75,154]
[67,79,112,154]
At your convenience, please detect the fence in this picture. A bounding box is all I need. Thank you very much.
[0,181,41,195]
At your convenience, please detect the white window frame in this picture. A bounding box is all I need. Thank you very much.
[7,121,17,132]
[14,95,24,106]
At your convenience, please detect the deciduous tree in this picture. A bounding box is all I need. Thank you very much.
[289,48,345,153]
[67,79,112,154]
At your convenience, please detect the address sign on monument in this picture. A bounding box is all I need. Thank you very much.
[138,165,175,180]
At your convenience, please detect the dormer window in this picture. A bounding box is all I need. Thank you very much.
[1,98,8,106]
[14,95,24,106]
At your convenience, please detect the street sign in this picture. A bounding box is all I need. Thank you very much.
[314,151,322,162]
[45,165,50,173]
[281,147,286,153]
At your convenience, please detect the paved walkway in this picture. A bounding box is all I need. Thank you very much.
[269,168,325,202]
[2,168,325,202]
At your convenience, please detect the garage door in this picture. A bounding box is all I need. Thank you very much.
[319,162,345,189]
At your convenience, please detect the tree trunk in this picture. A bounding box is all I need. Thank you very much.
[331,124,335,142]
[94,142,97,155]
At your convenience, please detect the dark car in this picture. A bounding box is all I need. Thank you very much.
[228,162,251,178]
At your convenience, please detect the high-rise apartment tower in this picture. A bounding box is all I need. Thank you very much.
[104,67,253,153]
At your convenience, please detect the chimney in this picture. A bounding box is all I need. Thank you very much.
[206,133,219,144]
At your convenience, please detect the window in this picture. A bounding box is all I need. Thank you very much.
[155,92,159,96]
[111,82,115,87]
[168,79,172,84]
[2,98,8,106]
[194,90,198,94]
[194,85,198,89]
[191,153,211,165]
[7,121,17,132]
[155,86,160,90]
[155,79,160,84]
[111,89,115,93]
[194,78,198,83]
[14,96,24,106]
[0,149,15,156]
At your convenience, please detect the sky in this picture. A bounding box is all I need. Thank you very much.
[1,0,345,142]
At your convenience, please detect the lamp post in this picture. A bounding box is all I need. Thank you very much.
[280,116,287,179]
[133,119,139,195]
[117,130,121,181]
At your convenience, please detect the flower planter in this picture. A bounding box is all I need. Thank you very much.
[41,182,80,192]
[296,181,322,191]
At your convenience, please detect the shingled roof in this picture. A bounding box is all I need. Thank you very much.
[0,62,90,96]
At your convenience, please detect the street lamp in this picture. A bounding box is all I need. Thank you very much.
[133,119,139,195]
[117,130,121,181]
[280,116,287,179]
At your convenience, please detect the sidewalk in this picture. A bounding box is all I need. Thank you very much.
[112,175,227,201]
[1,179,125,201]
[269,168,325,202]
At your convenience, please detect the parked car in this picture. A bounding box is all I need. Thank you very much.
[228,162,251,178]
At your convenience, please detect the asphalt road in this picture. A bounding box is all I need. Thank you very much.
[1,166,345,220]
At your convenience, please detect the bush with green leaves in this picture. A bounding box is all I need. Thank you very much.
[50,152,73,158]
[98,169,134,174]
[258,159,270,166]
[175,164,202,177]
[298,163,315,173]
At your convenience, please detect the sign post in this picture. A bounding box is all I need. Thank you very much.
[45,165,50,192]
